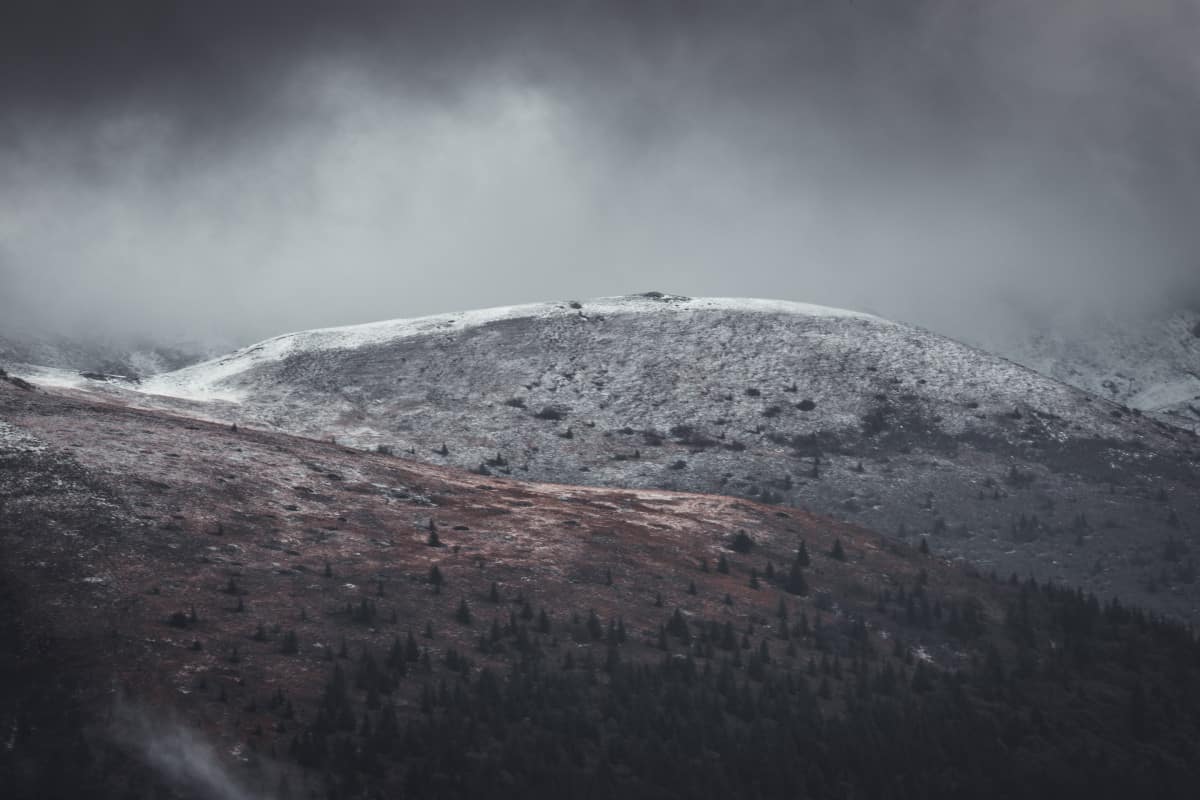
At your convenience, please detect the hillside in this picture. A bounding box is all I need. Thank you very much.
[981,309,1200,431]
[0,331,213,381]
[3,375,1200,798]
[45,293,1200,622]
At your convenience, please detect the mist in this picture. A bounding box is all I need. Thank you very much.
[110,700,269,800]
[2,1,1198,348]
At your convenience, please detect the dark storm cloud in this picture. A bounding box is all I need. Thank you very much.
[1,1,1198,345]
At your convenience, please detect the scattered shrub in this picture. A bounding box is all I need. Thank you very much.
[534,406,567,421]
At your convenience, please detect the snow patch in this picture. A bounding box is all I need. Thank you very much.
[1128,376,1200,413]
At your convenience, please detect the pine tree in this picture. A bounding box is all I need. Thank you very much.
[587,609,604,640]
[831,539,846,561]
[455,598,472,625]
[732,530,754,553]
[667,608,691,643]
[785,555,809,596]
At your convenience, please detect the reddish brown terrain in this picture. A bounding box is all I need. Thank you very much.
[3,375,1200,799]
[0,376,972,788]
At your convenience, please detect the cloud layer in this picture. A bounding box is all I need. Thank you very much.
[2,1,1198,345]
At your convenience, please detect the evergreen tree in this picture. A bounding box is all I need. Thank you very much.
[831,539,846,561]
[587,609,604,640]
[455,598,472,625]
[732,530,754,553]
[785,555,809,596]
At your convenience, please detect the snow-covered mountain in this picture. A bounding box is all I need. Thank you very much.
[7,293,1198,614]
[137,293,1175,452]
[0,331,215,380]
[49,292,1186,613]
[979,310,1200,432]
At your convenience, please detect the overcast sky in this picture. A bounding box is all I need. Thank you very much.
[2,1,1198,347]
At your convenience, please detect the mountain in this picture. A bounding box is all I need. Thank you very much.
[52,293,1196,623]
[979,309,1200,432]
[4,376,1200,799]
[0,330,216,381]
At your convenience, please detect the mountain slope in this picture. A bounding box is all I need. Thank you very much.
[980,309,1200,431]
[4,378,1200,799]
[0,330,214,380]
[15,295,1200,620]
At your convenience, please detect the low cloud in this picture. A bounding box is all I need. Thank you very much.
[1,2,1197,346]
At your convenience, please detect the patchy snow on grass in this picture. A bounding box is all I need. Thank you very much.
[0,418,47,453]
[1129,376,1200,414]
[137,295,879,404]
[982,309,1200,421]
[5,363,93,392]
